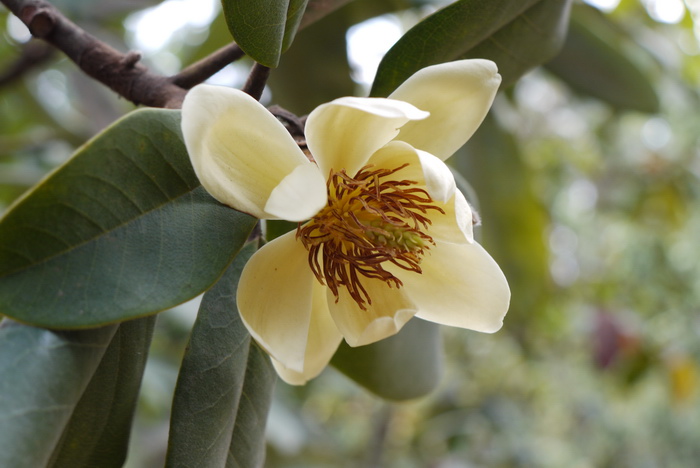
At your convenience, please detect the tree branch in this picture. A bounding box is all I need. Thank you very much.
[2,0,186,108]
[0,0,357,109]
[170,43,245,89]
[0,40,54,86]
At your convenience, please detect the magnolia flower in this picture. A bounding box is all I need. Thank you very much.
[181,59,510,385]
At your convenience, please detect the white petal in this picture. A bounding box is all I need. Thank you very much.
[269,281,343,385]
[327,276,417,347]
[305,97,428,178]
[237,231,335,372]
[394,241,510,333]
[182,84,317,219]
[265,163,327,221]
[389,59,501,160]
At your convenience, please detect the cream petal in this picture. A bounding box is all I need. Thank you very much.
[305,97,428,178]
[327,276,417,347]
[264,163,327,221]
[182,84,320,219]
[237,231,323,372]
[395,240,510,333]
[389,59,501,161]
[269,281,343,385]
[423,189,474,245]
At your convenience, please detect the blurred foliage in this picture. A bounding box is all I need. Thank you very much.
[1,0,700,466]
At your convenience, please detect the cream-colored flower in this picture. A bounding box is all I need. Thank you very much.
[181,59,510,385]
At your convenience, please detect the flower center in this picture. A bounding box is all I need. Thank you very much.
[297,164,444,309]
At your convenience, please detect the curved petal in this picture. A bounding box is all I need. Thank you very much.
[368,141,471,244]
[305,97,428,178]
[237,231,334,372]
[394,240,510,333]
[327,276,417,347]
[388,59,501,161]
[269,281,343,385]
[182,84,325,220]
[264,163,327,221]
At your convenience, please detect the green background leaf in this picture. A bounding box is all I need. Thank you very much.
[46,316,156,468]
[331,318,443,401]
[166,243,276,468]
[545,4,660,113]
[0,321,117,468]
[370,0,573,97]
[221,0,309,67]
[0,109,256,328]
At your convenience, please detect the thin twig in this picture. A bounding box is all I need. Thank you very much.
[242,63,270,101]
[170,43,245,89]
[0,40,54,86]
[2,0,186,108]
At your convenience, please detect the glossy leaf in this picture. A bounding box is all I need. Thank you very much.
[370,0,573,96]
[46,316,156,468]
[221,0,309,67]
[0,108,256,328]
[166,243,276,468]
[0,321,117,468]
[331,318,443,400]
[545,4,659,113]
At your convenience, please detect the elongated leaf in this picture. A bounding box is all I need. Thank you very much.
[331,318,443,400]
[221,0,309,67]
[0,321,117,468]
[370,0,572,96]
[0,109,256,328]
[166,243,276,468]
[544,5,659,113]
[226,343,276,468]
[47,316,156,468]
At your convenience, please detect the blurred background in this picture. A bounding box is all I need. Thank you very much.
[1,0,699,466]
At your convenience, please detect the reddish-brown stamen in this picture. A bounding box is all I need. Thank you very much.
[297,164,444,309]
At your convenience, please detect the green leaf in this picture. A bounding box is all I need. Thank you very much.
[166,243,276,468]
[226,343,276,468]
[0,108,256,328]
[47,316,156,468]
[331,318,443,400]
[370,0,573,97]
[544,4,660,113]
[221,0,309,67]
[0,321,117,468]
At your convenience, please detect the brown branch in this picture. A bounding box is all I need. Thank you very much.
[170,43,245,89]
[242,63,270,101]
[0,0,358,109]
[0,40,54,86]
[2,0,186,108]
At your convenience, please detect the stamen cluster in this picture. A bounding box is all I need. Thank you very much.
[297,164,444,309]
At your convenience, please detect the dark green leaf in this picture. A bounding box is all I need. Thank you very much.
[0,108,256,328]
[226,343,276,468]
[0,321,117,468]
[166,243,276,468]
[545,4,660,113]
[331,318,443,400]
[221,0,309,67]
[370,0,573,96]
[47,316,156,468]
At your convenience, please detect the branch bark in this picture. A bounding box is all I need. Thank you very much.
[0,0,358,109]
